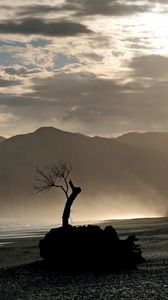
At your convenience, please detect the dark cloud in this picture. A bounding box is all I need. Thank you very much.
[130,55,168,79]
[17,72,142,127]
[0,79,21,87]
[21,71,168,132]
[0,71,141,123]
[0,94,56,107]
[17,5,60,16]
[17,4,69,16]
[15,1,151,17]
[67,0,151,16]
[30,72,135,104]
[0,18,92,36]
[4,66,41,77]
[1,70,168,135]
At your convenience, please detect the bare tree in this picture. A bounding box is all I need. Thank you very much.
[34,163,81,227]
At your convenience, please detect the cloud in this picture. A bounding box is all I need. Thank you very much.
[15,1,152,17]
[130,55,168,79]
[0,79,21,87]
[1,69,168,136]
[0,18,92,37]
[82,53,104,61]
[1,0,168,137]
[16,4,67,16]
[0,93,57,108]
[30,71,132,103]
[0,112,18,124]
[16,70,167,135]
[4,66,41,77]
[68,0,151,16]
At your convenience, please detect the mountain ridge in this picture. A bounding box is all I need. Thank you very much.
[116,131,168,154]
[0,127,168,223]
[0,136,6,143]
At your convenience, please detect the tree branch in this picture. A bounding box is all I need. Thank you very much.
[69,179,75,191]
[33,162,81,227]
[33,163,71,198]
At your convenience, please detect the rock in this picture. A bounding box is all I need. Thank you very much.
[39,225,146,271]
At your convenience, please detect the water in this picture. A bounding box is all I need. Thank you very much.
[0,220,54,249]
[0,225,49,268]
[0,229,46,241]
[0,242,14,247]
[0,217,167,267]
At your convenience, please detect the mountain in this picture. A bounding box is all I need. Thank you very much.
[116,132,168,154]
[0,127,168,223]
[0,136,6,143]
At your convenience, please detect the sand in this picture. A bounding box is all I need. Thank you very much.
[0,218,168,299]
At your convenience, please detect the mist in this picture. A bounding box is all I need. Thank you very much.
[0,189,166,227]
[0,127,168,225]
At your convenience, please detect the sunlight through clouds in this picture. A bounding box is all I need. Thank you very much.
[0,0,168,137]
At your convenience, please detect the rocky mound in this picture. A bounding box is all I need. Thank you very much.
[39,225,146,271]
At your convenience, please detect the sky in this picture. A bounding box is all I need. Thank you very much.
[1,0,168,137]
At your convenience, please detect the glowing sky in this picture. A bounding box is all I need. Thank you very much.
[1,0,168,137]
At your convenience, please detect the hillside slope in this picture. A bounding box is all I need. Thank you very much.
[0,136,6,143]
[116,132,168,154]
[0,127,167,222]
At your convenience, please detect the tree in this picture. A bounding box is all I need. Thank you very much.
[34,163,81,227]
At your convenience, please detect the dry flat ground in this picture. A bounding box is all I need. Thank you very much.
[0,217,168,300]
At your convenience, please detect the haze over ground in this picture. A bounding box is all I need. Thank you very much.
[0,127,168,225]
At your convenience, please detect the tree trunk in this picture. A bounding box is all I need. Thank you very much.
[62,180,81,227]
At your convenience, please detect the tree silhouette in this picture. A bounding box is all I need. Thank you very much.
[34,163,146,271]
[34,163,81,227]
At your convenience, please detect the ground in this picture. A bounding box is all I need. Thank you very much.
[0,217,167,299]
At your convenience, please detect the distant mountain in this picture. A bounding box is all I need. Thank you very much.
[116,132,168,154]
[0,136,6,143]
[0,127,168,223]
